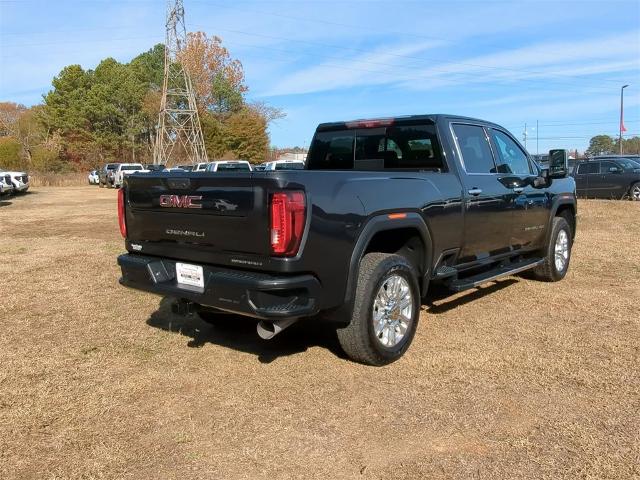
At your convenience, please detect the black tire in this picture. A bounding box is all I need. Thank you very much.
[532,216,572,282]
[629,182,640,201]
[337,252,420,366]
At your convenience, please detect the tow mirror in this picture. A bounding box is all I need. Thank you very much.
[548,149,568,178]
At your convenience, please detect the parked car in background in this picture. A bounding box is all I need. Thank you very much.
[252,164,266,171]
[177,164,194,172]
[193,162,210,172]
[113,163,148,188]
[88,170,99,185]
[572,158,640,200]
[262,160,306,171]
[0,173,13,195]
[99,163,119,188]
[205,160,252,172]
[4,171,29,193]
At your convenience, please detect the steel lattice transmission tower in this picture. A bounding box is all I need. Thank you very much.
[153,0,208,165]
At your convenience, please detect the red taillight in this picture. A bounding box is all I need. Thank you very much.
[117,187,127,238]
[270,191,306,256]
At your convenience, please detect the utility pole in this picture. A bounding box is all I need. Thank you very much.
[536,119,539,155]
[523,122,527,149]
[153,0,208,166]
[619,84,629,155]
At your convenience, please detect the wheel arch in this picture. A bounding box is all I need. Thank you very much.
[547,196,577,243]
[344,212,433,304]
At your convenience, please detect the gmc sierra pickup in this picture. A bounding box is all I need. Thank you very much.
[118,114,577,365]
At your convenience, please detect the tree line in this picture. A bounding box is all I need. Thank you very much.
[585,135,640,157]
[0,32,283,172]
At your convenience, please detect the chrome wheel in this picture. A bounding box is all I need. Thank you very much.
[372,274,414,348]
[554,229,569,272]
[631,184,640,201]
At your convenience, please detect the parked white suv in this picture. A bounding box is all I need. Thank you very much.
[262,160,305,171]
[113,163,147,188]
[7,171,29,193]
[0,173,14,195]
[205,160,253,172]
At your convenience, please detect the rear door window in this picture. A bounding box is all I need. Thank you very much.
[451,124,496,174]
[577,162,599,174]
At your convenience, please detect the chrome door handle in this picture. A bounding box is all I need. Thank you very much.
[468,188,482,196]
[513,187,524,194]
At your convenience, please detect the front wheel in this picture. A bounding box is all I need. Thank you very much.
[630,182,640,201]
[337,253,420,366]
[532,216,572,282]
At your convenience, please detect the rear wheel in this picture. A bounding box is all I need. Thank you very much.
[532,216,572,282]
[337,252,420,366]
[630,182,640,201]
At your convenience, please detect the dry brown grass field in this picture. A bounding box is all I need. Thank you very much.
[1,187,638,479]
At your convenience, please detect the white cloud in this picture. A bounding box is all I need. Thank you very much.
[262,30,639,98]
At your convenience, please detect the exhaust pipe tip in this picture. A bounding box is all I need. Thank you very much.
[257,318,298,340]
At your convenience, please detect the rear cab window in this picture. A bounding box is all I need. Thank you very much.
[306,120,445,171]
[217,163,251,171]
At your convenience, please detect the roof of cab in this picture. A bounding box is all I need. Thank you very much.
[316,114,504,131]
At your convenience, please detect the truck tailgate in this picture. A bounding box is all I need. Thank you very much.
[125,173,271,257]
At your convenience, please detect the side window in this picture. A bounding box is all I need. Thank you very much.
[452,124,496,174]
[600,161,619,174]
[490,129,532,175]
[582,162,600,173]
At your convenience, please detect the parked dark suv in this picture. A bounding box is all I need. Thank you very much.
[572,157,640,200]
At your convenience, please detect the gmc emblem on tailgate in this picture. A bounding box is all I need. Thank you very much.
[159,194,203,209]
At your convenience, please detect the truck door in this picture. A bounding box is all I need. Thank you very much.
[488,128,549,250]
[451,123,514,263]
[591,160,626,199]
[573,162,594,196]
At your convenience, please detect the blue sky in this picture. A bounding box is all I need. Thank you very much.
[1,0,639,152]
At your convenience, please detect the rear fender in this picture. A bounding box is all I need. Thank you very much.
[344,212,433,304]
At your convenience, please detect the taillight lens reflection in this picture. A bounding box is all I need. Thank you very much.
[270,191,306,256]
[118,188,127,238]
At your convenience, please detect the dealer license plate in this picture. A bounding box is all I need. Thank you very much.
[176,262,204,288]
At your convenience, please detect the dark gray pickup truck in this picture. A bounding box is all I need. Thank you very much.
[118,114,577,365]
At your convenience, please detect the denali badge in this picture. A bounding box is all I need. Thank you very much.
[166,229,205,238]
[159,194,203,209]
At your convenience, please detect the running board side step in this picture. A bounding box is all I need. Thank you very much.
[447,258,544,292]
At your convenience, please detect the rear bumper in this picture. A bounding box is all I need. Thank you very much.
[118,253,322,320]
